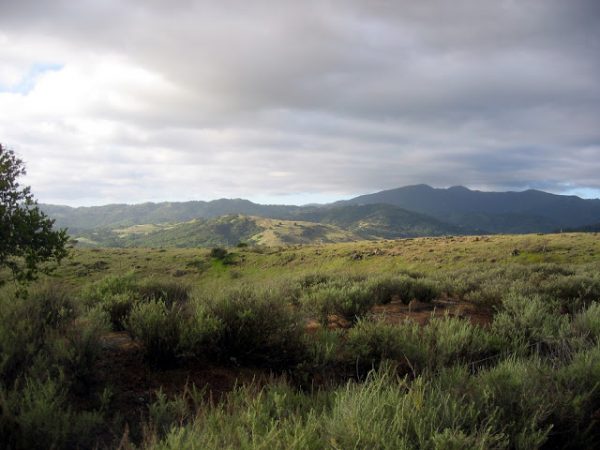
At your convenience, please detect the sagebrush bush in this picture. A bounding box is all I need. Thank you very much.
[571,302,600,344]
[345,319,424,376]
[408,277,441,303]
[551,344,600,448]
[301,328,344,373]
[178,304,224,358]
[0,286,77,384]
[137,279,190,306]
[43,317,107,395]
[148,388,193,436]
[472,357,554,448]
[82,273,138,330]
[82,274,190,331]
[0,377,103,450]
[81,272,138,305]
[492,293,570,354]
[345,315,501,376]
[127,300,183,367]
[101,293,135,330]
[324,368,506,450]
[301,281,375,325]
[298,272,331,289]
[538,274,600,312]
[423,315,503,371]
[203,287,305,366]
[365,275,411,304]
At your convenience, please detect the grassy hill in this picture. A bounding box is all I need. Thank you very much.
[42,199,302,229]
[70,205,467,248]
[73,215,361,248]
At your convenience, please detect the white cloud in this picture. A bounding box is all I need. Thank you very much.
[0,0,598,205]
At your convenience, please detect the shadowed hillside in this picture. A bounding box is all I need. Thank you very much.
[294,203,469,238]
[342,185,600,232]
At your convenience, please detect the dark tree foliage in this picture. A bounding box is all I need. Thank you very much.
[0,144,68,288]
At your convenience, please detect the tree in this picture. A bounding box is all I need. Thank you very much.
[0,144,68,289]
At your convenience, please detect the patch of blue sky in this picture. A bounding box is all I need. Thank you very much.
[0,62,63,94]
[562,187,600,200]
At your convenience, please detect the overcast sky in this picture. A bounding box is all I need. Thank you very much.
[1,0,599,206]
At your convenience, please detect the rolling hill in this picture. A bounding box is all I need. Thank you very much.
[42,199,302,230]
[42,185,600,244]
[72,215,362,248]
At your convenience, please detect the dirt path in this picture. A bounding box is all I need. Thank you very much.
[306,298,493,332]
[372,298,493,326]
[94,332,267,442]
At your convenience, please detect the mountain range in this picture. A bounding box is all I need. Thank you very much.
[41,185,600,247]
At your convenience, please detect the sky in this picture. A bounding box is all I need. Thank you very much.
[0,0,599,206]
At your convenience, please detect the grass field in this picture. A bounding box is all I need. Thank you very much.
[55,232,600,284]
[1,232,600,449]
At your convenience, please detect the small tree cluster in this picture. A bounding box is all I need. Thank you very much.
[0,144,68,289]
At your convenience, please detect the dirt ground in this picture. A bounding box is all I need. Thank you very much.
[306,298,494,332]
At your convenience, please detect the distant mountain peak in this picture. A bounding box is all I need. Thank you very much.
[447,185,471,192]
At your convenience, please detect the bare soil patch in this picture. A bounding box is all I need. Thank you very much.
[372,298,493,326]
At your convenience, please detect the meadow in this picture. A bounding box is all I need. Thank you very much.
[1,232,600,449]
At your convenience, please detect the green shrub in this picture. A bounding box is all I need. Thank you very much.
[0,377,103,449]
[178,304,224,358]
[345,319,424,376]
[551,344,600,448]
[82,273,139,330]
[83,275,190,331]
[538,275,600,312]
[127,300,183,367]
[204,287,305,367]
[323,368,505,450]
[346,316,500,376]
[423,315,503,371]
[81,272,138,305]
[301,281,375,325]
[45,311,108,394]
[137,279,190,306]
[409,278,441,303]
[572,302,600,344]
[30,285,77,330]
[492,293,569,354]
[0,286,77,384]
[101,293,135,331]
[298,272,331,289]
[209,247,228,259]
[302,329,344,371]
[148,388,192,436]
[472,358,554,448]
[143,379,328,449]
[365,275,410,304]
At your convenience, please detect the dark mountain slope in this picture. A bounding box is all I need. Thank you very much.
[294,204,468,238]
[342,185,600,232]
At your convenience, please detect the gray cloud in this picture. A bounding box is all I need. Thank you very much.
[0,0,599,205]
